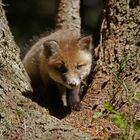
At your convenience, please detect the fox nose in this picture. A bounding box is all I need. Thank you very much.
[67,79,80,87]
[68,82,77,87]
[63,74,80,88]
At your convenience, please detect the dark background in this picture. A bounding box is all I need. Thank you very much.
[3,0,103,47]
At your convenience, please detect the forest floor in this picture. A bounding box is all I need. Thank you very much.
[0,90,91,140]
[0,84,140,139]
[1,84,139,140]
[63,89,121,139]
[0,89,120,140]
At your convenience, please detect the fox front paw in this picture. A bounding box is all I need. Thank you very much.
[70,102,82,111]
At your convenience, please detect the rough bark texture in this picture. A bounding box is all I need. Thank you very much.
[57,0,81,36]
[87,0,140,111]
[0,1,32,93]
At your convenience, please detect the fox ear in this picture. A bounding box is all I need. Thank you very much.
[78,36,92,50]
[43,40,59,56]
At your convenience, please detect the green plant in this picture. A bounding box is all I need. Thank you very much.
[92,91,140,140]
[104,91,140,140]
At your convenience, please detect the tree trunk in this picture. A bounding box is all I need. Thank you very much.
[88,0,140,108]
[0,1,32,93]
[56,0,81,36]
[84,0,140,137]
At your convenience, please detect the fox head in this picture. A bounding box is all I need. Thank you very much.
[42,36,93,89]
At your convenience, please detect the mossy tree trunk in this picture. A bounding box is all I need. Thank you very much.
[0,1,32,93]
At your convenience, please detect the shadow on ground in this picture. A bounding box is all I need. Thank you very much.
[23,87,71,119]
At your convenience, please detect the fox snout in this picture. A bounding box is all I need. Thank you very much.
[67,78,80,87]
[62,74,80,88]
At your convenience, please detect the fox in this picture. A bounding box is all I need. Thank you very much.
[23,29,93,111]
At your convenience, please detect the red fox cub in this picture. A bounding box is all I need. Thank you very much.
[23,29,93,111]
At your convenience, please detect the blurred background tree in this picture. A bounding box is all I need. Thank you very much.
[3,0,103,47]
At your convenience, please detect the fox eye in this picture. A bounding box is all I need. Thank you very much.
[55,65,67,73]
[76,64,85,70]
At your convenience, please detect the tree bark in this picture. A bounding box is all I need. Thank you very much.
[0,1,32,93]
[84,0,140,129]
[87,0,140,115]
[56,0,81,36]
